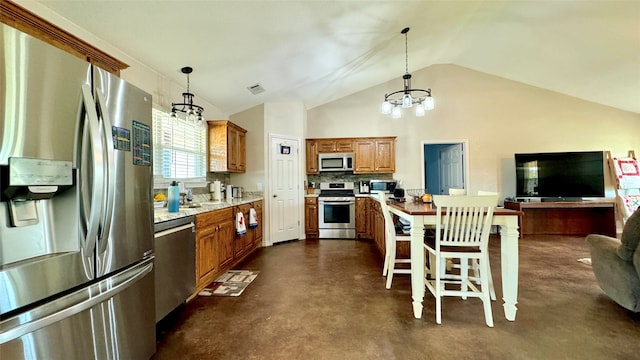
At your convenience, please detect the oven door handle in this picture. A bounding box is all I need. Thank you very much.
[319,201,355,205]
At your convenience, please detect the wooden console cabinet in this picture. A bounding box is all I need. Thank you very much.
[503,200,616,237]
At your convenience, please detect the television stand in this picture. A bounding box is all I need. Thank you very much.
[540,197,583,202]
[504,200,616,237]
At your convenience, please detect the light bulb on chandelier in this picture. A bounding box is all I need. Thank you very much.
[381,27,434,119]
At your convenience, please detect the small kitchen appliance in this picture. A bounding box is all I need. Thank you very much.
[318,153,354,172]
[359,181,370,194]
[231,186,244,198]
[369,179,398,194]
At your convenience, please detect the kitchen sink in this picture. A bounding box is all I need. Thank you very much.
[180,203,201,208]
[199,201,226,206]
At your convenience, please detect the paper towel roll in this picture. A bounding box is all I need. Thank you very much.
[226,185,233,202]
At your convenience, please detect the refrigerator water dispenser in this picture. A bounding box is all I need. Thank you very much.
[1,157,73,227]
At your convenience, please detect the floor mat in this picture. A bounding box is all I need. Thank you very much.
[198,270,259,297]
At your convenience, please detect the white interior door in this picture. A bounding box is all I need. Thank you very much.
[439,143,465,193]
[269,135,300,244]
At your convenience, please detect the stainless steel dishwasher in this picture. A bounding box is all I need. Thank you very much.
[154,216,195,323]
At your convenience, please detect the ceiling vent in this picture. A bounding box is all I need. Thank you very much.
[247,83,266,95]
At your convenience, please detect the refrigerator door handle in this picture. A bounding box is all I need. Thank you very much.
[79,84,105,256]
[95,90,115,255]
[0,259,153,345]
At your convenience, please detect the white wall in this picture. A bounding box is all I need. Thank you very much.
[307,64,640,197]
[264,102,306,244]
[229,104,265,192]
[15,0,227,120]
[230,102,306,245]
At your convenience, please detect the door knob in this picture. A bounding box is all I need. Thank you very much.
[273,194,278,198]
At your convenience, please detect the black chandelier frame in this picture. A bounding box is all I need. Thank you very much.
[171,66,204,122]
[382,27,433,115]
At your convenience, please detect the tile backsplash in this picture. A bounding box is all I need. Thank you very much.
[306,172,394,190]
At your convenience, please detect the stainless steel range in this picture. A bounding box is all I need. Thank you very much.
[318,182,356,239]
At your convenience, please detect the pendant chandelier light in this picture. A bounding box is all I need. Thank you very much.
[381,27,434,119]
[170,66,204,124]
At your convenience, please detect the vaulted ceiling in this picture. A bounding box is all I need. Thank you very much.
[35,1,640,115]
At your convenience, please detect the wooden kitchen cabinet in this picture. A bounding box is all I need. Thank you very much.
[353,137,396,174]
[306,140,319,174]
[195,207,234,291]
[305,197,319,238]
[1,1,128,76]
[234,201,264,259]
[306,136,396,174]
[373,138,395,173]
[253,201,263,247]
[354,140,375,173]
[316,138,354,153]
[207,120,247,173]
[355,197,370,239]
[234,203,253,258]
[194,201,262,294]
[370,200,385,255]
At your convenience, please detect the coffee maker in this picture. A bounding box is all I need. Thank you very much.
[359,181,369,194]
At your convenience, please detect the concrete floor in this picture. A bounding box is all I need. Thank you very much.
[152,235,640,360]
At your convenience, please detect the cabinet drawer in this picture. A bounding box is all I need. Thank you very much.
[335,140,353,152]
[305,197,318,205]
[252,200,263,212]
[235,203,251,214]
[196,208,233,234]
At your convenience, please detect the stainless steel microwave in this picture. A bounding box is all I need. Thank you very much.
[369,180,397,194]
[319,153,354,172]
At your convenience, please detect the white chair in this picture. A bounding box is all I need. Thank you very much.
[424,194,499,327]
[433,188,498,300]
[379,192,412,289]
[435,188,478,278]
[474,190,499,300]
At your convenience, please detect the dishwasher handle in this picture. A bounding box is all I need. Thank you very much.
[154,223,195,238]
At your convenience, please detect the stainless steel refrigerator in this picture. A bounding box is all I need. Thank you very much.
[0,23,156,359]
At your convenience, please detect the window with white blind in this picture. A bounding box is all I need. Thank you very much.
[152,108,206,187]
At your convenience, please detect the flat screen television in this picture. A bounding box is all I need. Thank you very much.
[515,151,605,200]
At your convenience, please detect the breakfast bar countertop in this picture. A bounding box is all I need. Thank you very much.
[154,193,264,223]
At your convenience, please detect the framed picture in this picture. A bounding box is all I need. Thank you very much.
[280,145,291,154]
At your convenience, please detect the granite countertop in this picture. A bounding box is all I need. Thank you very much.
[154,193,264,223]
